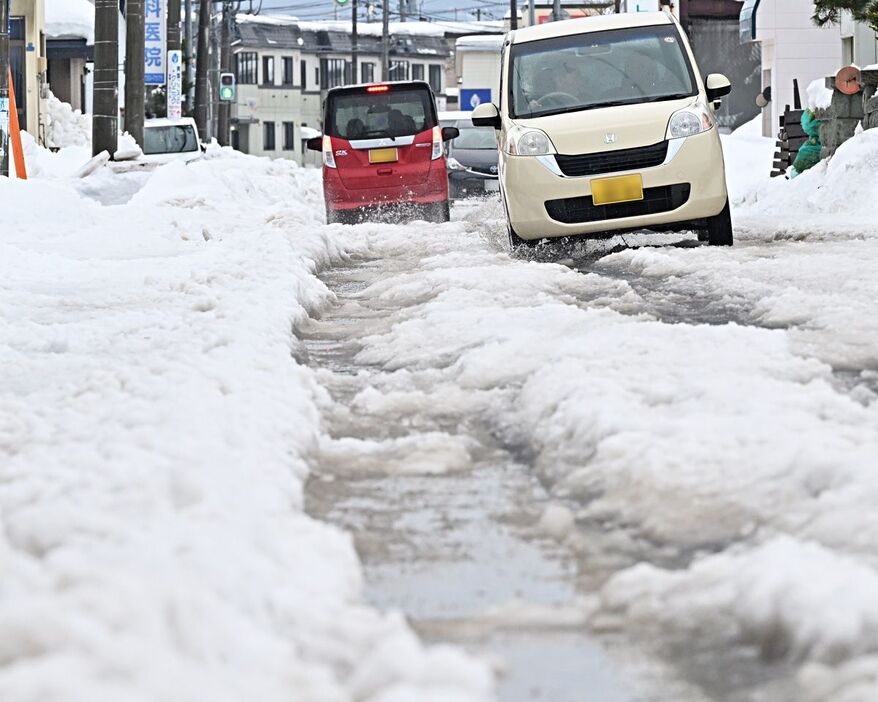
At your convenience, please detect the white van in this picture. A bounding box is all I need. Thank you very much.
[472,12,733,246]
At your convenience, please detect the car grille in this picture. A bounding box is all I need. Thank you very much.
[467,165,498,176]
[545,184,691,224]
[554,141,669,177]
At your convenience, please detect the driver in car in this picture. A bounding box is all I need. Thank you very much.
[528,54,592,111]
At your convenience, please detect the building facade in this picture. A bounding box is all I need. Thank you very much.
[9,0,48,141]
[838,12,878,68]
[740,0,842,137]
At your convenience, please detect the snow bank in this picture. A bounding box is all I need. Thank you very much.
[46,91,91,149]
[45,0,95,43]
[0,151,493,700]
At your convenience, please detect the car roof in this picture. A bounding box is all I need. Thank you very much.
[509,11,674,45]
[325,80,434,96]
[145,117,198,128]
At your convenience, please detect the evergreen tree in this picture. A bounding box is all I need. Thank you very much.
[813,0,878,33]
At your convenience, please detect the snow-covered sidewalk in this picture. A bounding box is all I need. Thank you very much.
[0,149,492,700]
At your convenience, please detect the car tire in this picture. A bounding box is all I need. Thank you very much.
[705,201,734,246]
[507,224,540,249]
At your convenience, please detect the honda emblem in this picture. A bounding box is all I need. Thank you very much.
[604,133,616,144]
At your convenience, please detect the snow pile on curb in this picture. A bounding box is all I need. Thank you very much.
[46,91,91,148]
[727,117,878,239]
[0,152,493,701]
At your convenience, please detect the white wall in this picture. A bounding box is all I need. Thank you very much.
[460,52,501,105]
[756,0,842,136]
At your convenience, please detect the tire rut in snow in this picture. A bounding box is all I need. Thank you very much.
[298,254,700,702]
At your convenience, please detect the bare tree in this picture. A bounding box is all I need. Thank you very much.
[125,0,145,147]
[93,0,119,157]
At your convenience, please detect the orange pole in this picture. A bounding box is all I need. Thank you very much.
[7,68,27,180]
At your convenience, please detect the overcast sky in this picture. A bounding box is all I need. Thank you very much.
[254,0,507,24]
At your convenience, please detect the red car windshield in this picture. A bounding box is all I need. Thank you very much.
[326,86,437,140]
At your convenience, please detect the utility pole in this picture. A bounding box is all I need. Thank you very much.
[194,0,210,141]
[381,0,389,81]
[351,0,359,83]
[510,0,518,29]
[217,2,231,145]
[168,0,182,53]
[528,0,535,25]
[552,0,561,21]
[399,0,405,22]
[184,0,194,112]
[1,0,9,177]
[93,0,119,157]
[124,0,145,147]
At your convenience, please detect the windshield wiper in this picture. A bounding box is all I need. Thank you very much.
[640,93,694,103]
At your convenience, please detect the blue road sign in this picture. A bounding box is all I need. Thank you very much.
[460,89,492,111]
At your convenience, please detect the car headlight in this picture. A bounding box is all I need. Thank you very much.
[446,157,465,171]
[505,126,556,156]
[666,102,714,139]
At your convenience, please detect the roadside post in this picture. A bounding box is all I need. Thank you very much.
[1,0,10,176]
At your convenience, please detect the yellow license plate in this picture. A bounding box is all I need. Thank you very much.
[368,147,398,164]
[591,174,644,206]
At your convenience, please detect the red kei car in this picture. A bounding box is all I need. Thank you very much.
[308,81,459,224]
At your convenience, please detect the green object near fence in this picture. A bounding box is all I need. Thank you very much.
[791,109,822,176]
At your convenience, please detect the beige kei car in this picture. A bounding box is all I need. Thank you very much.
[472,12,733,246]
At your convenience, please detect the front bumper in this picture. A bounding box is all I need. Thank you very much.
[324,163,448,212]
[502,130,728,240]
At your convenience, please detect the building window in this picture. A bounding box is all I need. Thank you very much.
[283,122,295,150]
[301,60,307,88]
[315,67,319,86]
[262,56,275,86]
[236,51,257,84]
[429,64,442,93]
[320,58,350,89]
[283,57,294,85]
[412,64,424,81]
[361,62,375,84]
[263,121,276,150]
[389,60,409,81]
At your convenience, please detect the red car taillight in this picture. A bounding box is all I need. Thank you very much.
[322,135,337,169]
[431,126,442,160]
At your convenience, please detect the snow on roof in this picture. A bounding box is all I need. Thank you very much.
[456,35,505,51]
[46,0,95,43]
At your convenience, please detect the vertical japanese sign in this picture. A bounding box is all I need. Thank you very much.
[167,50,182,119]
[144,0,167,86]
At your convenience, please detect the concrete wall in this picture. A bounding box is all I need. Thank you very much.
[755,0,842,137]
[685,17,761,130]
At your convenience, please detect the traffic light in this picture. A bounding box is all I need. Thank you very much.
[336,0,349,5]
[219,73,236,102]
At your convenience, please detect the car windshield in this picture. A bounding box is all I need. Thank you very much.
[327,86,436,140]
[509,24,696,119]
[143,124,199,155]
[452,126,497,150]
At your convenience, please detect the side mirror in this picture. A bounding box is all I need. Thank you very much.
[441,126,459,142]
[471,103,501,130]
[306,136,323,152]
[706,73,731,102]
